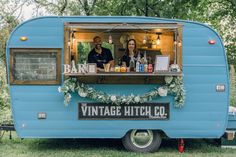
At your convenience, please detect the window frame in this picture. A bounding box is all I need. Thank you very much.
[10,48,61,85]
[64,22,183,69]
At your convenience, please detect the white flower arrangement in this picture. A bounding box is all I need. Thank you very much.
[78,90,87,97]
[110,95,117,102]
[158,87,168,97]
[170,64,181,72]
[58,76,185,108]
[134,96,141,103]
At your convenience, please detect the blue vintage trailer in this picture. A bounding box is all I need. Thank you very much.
[6,16,233,152]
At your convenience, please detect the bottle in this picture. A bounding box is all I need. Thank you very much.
[139,63,144,72]
[129,56,135,72]
[118,59,122,66]
[120,65,126,72]
[121,62,127,72]
[115,65,120,72]
[148,64,153,73]
[136,52,141,72]
[143,51,148,72]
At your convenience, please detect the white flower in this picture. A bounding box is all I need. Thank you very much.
[110,95,117,102]
[134,96,140,103]
[67,93,71,99]
[58,86,62,92]
[158,87,168,97]
[170,64,180,72]
[78,90,87,97]
[165,76,173,84]
[122,97,127,103]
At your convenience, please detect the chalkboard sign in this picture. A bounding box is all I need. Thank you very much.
[13,52,57,80]
[10,49,61,84]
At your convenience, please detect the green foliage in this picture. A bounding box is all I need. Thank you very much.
[182,0,236,67]
[59,76,185,107]
[0,60,12,124]
[230,65,236,107]
[0,0,21,124]
[0,133,236,157]
[77,42,92,64]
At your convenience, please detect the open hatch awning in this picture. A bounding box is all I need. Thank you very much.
[65,22,183,33]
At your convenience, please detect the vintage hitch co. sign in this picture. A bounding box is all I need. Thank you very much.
[78,103,170,120]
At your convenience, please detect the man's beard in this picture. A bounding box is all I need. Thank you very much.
[95,44,101,49]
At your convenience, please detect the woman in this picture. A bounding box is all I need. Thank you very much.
[120,39,137,67]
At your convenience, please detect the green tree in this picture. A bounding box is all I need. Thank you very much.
[0,0,25,124]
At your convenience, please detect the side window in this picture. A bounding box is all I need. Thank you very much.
[10,48,61,85]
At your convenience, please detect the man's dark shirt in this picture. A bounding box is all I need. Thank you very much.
[88,47,113,68]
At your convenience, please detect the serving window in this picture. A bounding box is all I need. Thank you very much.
[64,23,183,84]
[10,48,61,85]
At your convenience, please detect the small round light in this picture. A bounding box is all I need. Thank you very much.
[178,42,182,47]
[208,40,216,44]
[108,35,113,44]
[20,36,28,41]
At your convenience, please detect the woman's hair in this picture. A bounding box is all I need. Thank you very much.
[125,39,137,56]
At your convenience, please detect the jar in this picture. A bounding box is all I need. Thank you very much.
[120,66,127,72]
[115,66,120,72]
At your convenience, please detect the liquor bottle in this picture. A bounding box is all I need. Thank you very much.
[143,51,148,72]
[136,52,141,72]
[139,63,144,72]
[136,60,140,72]
[148,64,153,73]
[129,56,135,72]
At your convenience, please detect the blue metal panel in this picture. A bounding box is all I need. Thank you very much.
[7,16,229,139]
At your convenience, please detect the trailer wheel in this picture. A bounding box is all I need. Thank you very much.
[122,129,162,152]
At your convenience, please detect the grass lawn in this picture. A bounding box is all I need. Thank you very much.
[0,131,236,157]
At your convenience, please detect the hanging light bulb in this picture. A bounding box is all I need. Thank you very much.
[143,35,147,44]
[108,35,113,44]
[156,33,162,46]
[178,41,182,47]
[71,31,75,47]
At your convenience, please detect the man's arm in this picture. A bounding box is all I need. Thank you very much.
[108,60,114,67]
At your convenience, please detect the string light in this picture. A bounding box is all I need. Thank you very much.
[71,31,75,47]
[108,35,113,44]
[178,41,182,47]
[156,33,162,45]
[143,35,147,44]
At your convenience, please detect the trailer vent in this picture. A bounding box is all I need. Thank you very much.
[38,112,47,119]
[216,84,225,92]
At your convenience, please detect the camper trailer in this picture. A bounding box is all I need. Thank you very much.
[6,16,235,152]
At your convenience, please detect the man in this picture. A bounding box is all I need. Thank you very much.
[88,36,114,71]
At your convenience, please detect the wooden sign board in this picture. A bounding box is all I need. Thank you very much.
[78,103,169,120]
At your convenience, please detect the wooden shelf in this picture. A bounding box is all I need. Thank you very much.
[65,72,182,84]
[65,71,182,77]
[138,48,161,51]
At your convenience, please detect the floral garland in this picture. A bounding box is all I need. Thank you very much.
[58,76,185,108]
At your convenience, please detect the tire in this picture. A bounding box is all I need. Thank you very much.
[122,129,162,152]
